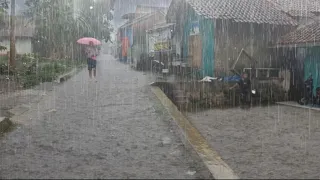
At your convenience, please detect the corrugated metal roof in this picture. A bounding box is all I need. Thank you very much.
[185,0,297,25]
[278,21,320,44]
[268,0,320,17]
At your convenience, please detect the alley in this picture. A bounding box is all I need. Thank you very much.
[0,55,211,179]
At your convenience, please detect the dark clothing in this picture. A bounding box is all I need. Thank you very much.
[237,78,251,93]
[238,78,251,104]
[87,58,97,70]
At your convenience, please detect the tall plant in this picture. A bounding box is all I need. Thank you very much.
[24,0,114,59]
[0,0,8,51]
[74,0,114,42]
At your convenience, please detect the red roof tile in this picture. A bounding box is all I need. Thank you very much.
[278,22,320,44]
[186,0,297,25]
[268,0,320,17]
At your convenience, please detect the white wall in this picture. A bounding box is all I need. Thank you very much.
[0,38,32,55]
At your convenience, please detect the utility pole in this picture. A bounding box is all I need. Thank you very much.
[9,0,16,69]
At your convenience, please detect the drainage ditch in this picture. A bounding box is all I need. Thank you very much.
[153,80,285,112]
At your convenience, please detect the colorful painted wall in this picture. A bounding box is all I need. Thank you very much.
[119,25,133,62]
[304,47,320,95]
[181,6,214,77]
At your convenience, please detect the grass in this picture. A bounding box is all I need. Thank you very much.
[0,54,86,88]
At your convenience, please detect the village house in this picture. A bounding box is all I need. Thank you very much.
[117,16,134,63]
[166,0,297,78]
[269,0,320,25]
[0,16,34,56]
[117,5,168,68]
[272,0,320,101]
[145,22,175,72]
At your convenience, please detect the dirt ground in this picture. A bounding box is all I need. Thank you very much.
[187,105,320,179]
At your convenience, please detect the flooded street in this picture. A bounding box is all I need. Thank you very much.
[2,0,320,178]
[187,106,320,179]
[0,55,211,179]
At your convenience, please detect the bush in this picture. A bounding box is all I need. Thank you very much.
[16,54,83,88]
[0,55,9,74]
[0,53,86,88]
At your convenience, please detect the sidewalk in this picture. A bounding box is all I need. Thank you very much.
[0,55,211,179]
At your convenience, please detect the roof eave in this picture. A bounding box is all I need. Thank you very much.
[273,42,320,48]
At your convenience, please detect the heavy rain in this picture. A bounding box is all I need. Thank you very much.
[0,0,320,179]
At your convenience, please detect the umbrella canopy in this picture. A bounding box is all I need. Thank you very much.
[77,37,101,46]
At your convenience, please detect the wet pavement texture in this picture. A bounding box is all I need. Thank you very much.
[187,106,320,179]
[0,55,211,179]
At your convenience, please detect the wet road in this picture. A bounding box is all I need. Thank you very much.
[0,55,210,179]
[188,106,320,179]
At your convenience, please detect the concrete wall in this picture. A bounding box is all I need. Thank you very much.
[0,37,32,55]
[214,20,293,76]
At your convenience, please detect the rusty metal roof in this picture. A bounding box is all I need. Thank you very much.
[186,0,297,25]
[268,0,320,17]
[278,22,320,44]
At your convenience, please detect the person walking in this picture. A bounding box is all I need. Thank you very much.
[85,41,98,82]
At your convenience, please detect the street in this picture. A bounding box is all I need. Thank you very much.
[0,54,211,179]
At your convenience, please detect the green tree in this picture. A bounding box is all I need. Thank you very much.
[24,0,114,59]
[0,0,8,51]
[74,0,115,42]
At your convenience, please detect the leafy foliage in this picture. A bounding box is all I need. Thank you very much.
[24,0,114,59]
[73,0,114,42]
[0,53,86,88]
[0,45,6,51]
[0,1,8,50]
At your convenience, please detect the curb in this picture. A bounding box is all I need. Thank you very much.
[151,86,239,179]
[276,102,320,112]
[0,117,13,133]
[55,66,83,83]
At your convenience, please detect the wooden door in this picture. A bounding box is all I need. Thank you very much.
[188,35,202,68]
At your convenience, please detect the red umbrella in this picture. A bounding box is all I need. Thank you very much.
[77,37,101,46]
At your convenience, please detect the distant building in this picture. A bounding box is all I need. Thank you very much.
[117,4,168,66]
[0,16,35,55]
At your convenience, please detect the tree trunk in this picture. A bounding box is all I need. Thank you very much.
[10,0,16,69]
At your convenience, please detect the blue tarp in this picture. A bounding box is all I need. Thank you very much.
[223,75,241,82]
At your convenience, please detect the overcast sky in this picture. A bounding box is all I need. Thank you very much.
[10,0,171,26]
[7,0,172,42]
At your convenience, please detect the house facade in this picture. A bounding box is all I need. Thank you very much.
[167,0,297,77]
[146,22,175,54]
[117,5,167,66]
[277,22,320,100]
[273,0,320,101]
[117,21,133,63]
[0,16,34,55]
